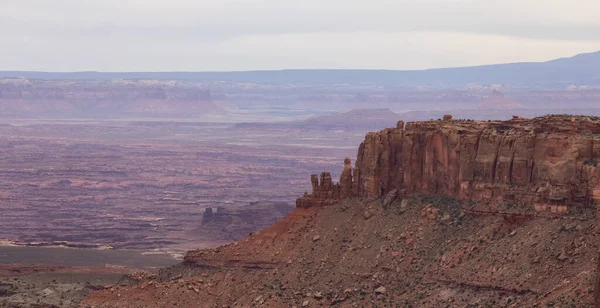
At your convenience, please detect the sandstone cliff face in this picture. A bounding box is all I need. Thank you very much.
[297,115,600,213]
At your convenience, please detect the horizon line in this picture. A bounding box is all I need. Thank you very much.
[0,50,597,75]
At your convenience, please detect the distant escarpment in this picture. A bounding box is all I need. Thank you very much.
[0,79,222,118]
[297,115,600,214]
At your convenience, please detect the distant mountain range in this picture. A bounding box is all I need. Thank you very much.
[1,51,599,88]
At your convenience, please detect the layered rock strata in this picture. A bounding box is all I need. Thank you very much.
[297,115,600,213]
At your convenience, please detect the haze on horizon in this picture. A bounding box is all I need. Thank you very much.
[2,0,600,72]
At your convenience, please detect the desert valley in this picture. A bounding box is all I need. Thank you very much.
[0,50,600,307]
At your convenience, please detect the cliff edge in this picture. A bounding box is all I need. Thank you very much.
[298,115,600,214]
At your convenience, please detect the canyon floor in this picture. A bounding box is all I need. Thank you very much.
[0,119,359,307]
[0,120,358,254]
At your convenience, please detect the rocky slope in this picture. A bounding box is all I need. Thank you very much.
[85,196,600,307]
[84,115,600,307]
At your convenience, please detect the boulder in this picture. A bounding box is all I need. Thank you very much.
[382,189,398,208]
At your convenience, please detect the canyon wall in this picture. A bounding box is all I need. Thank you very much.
[297,115,600,213]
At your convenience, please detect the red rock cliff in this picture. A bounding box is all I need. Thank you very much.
[297,115,600,213]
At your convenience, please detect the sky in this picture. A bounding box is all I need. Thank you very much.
[2,0,600,71]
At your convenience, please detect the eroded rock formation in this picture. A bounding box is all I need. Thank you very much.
[296,172,341,208]
[297,115,600,213]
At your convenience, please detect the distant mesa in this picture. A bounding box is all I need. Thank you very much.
[303,108,399,127]
[0,79,223,119]
[236,108,400,132]
[340,108,397,116]
[478,90,521,109]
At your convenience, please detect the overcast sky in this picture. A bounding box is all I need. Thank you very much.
[2,0,600,71]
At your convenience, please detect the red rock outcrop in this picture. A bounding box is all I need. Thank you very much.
[296,158,357,208]
[296,172,340,208]
[298,115,600,213]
